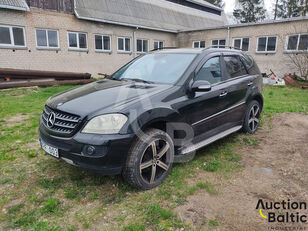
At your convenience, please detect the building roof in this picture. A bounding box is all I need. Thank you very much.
[74,0,226,33]
[180,15,308,32]
[0,0,29,11]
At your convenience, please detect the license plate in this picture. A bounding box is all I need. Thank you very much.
[40,140,59,158]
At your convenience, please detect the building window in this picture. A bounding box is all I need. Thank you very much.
[257,36,277,53]
[0,25,25,48]
[68,32,87,50]
[118,37,131,52]
[286,34,308,51]
[233,38,249,51]
[212,39,226,48]
[154,40,164,50]
[193,41,205,48]
[36,29,59,49]
[95,35,111,52]
[137,39,148,53]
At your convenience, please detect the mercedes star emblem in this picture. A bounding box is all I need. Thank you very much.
[47,112,56,128]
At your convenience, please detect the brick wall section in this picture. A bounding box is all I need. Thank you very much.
[1,7,307,78]
[177,19,308,77]
[0,8,176,76]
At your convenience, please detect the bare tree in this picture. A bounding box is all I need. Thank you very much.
[287,54,308,81]
[283,24,308,81]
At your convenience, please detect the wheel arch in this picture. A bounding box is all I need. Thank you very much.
[124,107,180,134]
[251,93,264,111]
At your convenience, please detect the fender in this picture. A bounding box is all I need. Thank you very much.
[122,107,182,134]
[247,92,264,110]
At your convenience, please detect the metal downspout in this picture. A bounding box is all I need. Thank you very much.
[133,29,138,58]
[227,26,231,46]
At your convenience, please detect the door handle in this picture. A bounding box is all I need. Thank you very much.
[248,82,253,86]
[219,91,228,97]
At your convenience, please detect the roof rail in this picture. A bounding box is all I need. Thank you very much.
[205,45,242,50]
[150,47,178,52]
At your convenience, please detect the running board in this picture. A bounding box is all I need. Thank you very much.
[179,125,242,155]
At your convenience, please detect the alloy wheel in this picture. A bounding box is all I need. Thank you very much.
[248,104,260,132]
[139,139,171,184]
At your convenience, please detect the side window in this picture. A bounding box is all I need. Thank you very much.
[195,57,222,84]
[223,56,247,78]
[241,54,260,75]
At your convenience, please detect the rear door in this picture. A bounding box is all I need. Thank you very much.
[221,53,255,124]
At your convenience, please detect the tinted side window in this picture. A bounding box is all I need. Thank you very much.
[241,54,260,75]
[195,57,222,84]
[224,56,247,78]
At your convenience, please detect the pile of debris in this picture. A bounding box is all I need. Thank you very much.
[0,68,93,89]
[262,70,308,89]
[262,69,285,86]
[284,74,308,89]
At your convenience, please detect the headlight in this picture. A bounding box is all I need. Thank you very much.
[82,114,128,134]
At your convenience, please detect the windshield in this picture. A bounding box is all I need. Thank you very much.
[110,53,197,84]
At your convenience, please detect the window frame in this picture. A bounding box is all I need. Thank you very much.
[256,36,278,54]
[223,55,249,80]
[67,31,88,51]
[136,38,149,53]
[192,40,206,49]
[211,39,226,48]
[232,37,250,51]
[194,55,223,84]
[0,24,26,49]
[35,28,60,50]
[117,36,131,53]
[154,40,164,50]
[285,33,308,53]
[94,34,112,53]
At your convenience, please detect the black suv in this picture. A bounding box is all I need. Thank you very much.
[39,48,263,189]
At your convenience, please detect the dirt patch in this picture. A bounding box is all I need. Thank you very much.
[175,113,308,230]
[2,114,30,127]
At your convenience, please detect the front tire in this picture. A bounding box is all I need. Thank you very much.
[123,128,174,190]
[243,100,261,134]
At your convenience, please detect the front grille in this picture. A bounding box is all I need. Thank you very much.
[42,106,81,135]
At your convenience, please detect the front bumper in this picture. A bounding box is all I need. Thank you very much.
[39,116,135,175]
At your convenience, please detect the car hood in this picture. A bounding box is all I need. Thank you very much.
[46,79,171,117]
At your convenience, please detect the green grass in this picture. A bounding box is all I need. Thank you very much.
[242,137,259,146]
[0,85,307,230]
[41,198,59,214]
[209,219,219,227]
[196,182,217,195]
[263,85,308,115]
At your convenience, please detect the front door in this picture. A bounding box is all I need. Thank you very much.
[183,54,230,140]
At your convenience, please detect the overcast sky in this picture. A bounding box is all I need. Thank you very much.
[222,0,274,23]
[223,0,273,14]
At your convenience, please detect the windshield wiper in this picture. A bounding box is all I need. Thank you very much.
[106,76,121,81]
[120,78,154,84]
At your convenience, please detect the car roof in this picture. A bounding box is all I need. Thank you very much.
[152,47,243,55]
[153,48,204,54]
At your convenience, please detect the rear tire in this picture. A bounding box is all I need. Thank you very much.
[242,100,261,134]
[123,128,174,190]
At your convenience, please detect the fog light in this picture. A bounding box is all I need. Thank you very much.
[86,145,96,155]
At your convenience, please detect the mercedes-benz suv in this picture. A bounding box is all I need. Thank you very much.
[39,48,263,190]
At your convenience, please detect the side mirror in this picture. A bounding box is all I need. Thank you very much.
[191,80,212,92]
